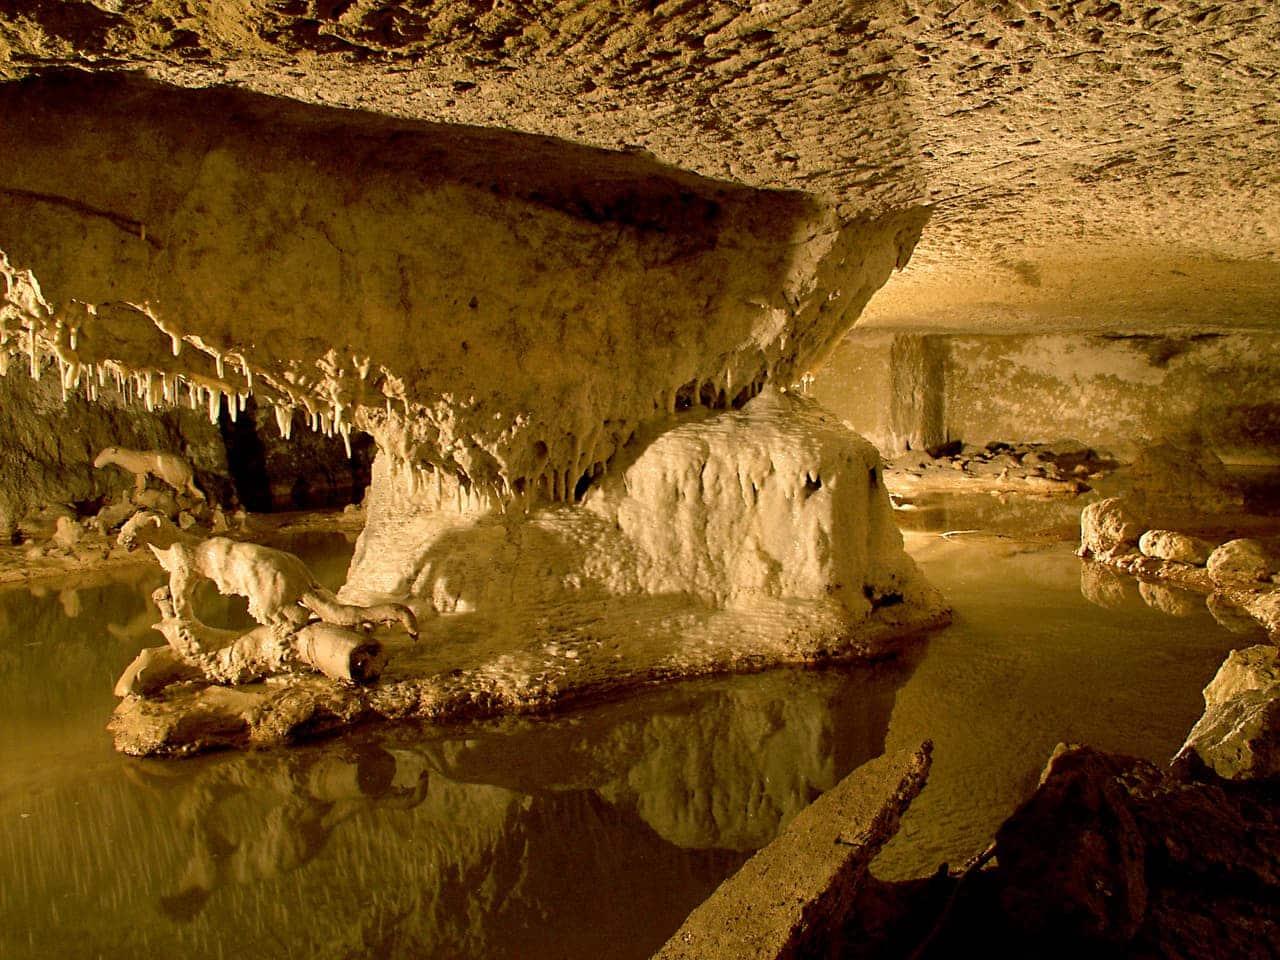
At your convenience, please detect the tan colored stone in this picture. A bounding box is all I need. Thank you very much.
[1176,646,1280,781]
[1207,539,1276,588]
[1138,530,1212,566]
[1078,498,1143,562]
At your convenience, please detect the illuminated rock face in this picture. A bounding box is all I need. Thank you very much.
[2,72,946,751]
[0,72,926,504]
[345,390,940,634]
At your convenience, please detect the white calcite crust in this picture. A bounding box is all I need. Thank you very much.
[108,394,949,757]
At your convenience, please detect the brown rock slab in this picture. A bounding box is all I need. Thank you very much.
[994,743,1154,945]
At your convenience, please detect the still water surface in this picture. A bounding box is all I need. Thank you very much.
[0,506,1257,958]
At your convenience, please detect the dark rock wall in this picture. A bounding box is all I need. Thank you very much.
[0,368,364,525]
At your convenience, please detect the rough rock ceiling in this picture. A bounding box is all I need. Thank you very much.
[1,0,1278,330]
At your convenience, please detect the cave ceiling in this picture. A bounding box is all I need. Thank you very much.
[1,0,1277,333]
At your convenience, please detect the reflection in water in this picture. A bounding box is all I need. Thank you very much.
[1137,579,1202,618]
[874,529,1250,881]
[2,664,911,959]
[1,527,913,959]
[1,507,1264,958]
[891,490,1091,541]
[1079,559,1138,609]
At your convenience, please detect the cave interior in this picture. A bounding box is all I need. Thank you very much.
[0,2,1278,958]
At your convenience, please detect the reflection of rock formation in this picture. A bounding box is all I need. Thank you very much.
[1079,561,1136,610]
[1138,580,1201,618]
[409,665,913,853]
[4,72,945,754]
[142,743,430,920]
[99,665,914,958]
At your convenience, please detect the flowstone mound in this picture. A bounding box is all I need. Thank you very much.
[111,394,949,757]
[111,511,415,698]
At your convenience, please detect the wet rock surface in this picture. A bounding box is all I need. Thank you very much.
[885,440,1111,498]
[1077,495,1280,640]
[1207,538,1278,588]
[982,745,1280,959]
[109,576,949,758]
[106,395,949,762]
[655,744,932,960]
[994,745,1154,945]
[1139,529,1212,566]
[842,743,1280,960]
[1077,497,1145,562]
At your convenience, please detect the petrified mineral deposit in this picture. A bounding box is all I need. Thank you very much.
[112,511,414,696]
[1,64,946,757]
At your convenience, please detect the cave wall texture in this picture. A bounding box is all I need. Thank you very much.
[0,0,1277,490]
[0,70,924,503]
[1,0,1274,319]
[813,330,1280,461]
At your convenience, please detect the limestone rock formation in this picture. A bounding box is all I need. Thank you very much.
[109,394,949,758]
[1125,442,1245,520]
[1078,504,1280,642]
[0,63,953,754]
[1077,498,1144,562]
[1139,529,1212,566]
[1176,646,1280,781]
[344,391,942,648]
[1,1,1275,328]
[111,511,414,696]
[0,73,925,507]
[1207,539,1277,588]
